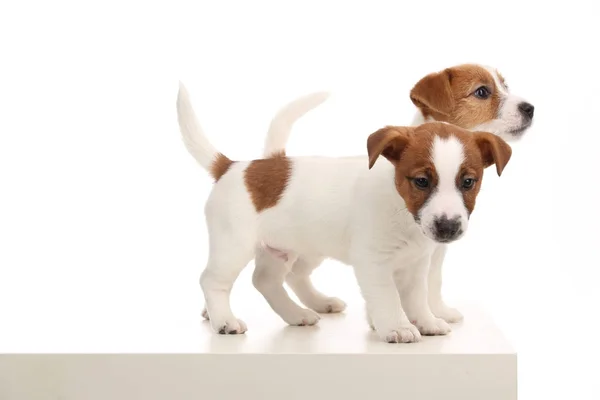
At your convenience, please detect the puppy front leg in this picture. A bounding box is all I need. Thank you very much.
[397,255,451,336]
[428,244,464,323]
[354,265,421,343]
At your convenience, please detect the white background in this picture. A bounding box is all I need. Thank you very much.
[1,0,599,398]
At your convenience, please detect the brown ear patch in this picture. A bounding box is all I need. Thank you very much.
[210,153,234,182]
[473,131,512,176]
[244,153,291,212]
[367,126,413,169]
[410,69,454,117]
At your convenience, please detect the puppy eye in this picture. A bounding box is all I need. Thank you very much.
[473,86,490,99]
[462,178,476,190]
[413,177,430,189]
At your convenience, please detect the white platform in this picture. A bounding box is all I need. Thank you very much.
[0,301,516,400]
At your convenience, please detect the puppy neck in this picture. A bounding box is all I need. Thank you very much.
[411,109,451,127]
[411,109,427,126]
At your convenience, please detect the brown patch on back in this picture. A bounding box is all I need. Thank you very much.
[244,153,291,212]
[210,153,234,182]
[410,64,503,129]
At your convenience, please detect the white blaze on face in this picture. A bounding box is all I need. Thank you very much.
[473,66,531,141]
[419,135,469,241]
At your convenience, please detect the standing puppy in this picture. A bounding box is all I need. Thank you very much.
[261,64,534,324]
[409,64,533,321]
[177,83,512,342]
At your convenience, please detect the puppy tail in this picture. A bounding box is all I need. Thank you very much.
[263,91,330,157]
[177,82,231,180]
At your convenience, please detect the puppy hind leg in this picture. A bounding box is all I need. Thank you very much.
[253,247,320,326]
[201,235,254,335]
[202,242,291,322]
[286,257,347,314]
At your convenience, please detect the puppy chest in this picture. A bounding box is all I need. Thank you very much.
[386,240,436,269]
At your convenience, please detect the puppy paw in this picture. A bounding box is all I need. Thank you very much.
[413,317,451,336]
[285,308,321,326]
[379,325,422,343]
[201,307,209,320]
[432,306,464,323]
[211,318,247,335]
[310,297,347,314]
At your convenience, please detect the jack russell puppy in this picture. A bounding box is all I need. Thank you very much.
[259,64,534,325]
[177,82,512,343]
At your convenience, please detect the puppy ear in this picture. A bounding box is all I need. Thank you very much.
[367,126,412,169]
[410,69,454,116]
[473,132,513,176]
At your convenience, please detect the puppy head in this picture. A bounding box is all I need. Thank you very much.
[367,122,512,243]
[410,64,534,141]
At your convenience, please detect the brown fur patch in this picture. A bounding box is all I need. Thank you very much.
[367,122,512,219]
[367,125,437,216]
[472,131,512,176]
[210,153,234,182]
[244,153,291,212]
[394,141,438,217]
[456,137,484,215]
[410,64,503,129]
[457,130,511,213]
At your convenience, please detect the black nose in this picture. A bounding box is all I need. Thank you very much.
[518,102,535,120]
[433,216,462,242]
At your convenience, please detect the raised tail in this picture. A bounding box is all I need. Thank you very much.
[177,82,233,181]
[263,91,330,157]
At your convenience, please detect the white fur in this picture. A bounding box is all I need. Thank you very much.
[471,66,531,142]
[471,93,530,142]
[263,91,330,157]
[419,136,468,240]
[484,66,508,96]
[178,84,469,341]
[177,82,220,170]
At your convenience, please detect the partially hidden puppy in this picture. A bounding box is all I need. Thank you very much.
[261,63,534,324]
[177,83,512,343]
[410,64,534,141]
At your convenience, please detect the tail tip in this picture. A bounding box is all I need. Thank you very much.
[177,81,189,100]
[311,91,331,104]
